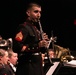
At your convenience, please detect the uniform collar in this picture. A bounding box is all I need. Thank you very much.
[25,19,38,27]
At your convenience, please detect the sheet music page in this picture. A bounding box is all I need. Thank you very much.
[46,62,60,75]
[64,60,76,67]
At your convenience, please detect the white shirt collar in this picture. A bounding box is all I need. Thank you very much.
[9,62,16,72]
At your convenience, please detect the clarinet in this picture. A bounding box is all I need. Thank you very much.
[38,20,53,64]
[38,20,44,40]
[38,20,52,48]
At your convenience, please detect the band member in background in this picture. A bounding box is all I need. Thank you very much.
[7,49,18,75]
[13,2,49,75]
[48,49,56,59]
[0,49,14,75]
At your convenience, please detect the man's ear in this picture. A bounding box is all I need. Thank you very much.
[26,10,30,16]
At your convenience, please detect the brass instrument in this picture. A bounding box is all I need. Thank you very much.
[54,44,74,62]
[7,38,13,49]
[0,37,13,50]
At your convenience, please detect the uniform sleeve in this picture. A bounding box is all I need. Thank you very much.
[13,24,28,53]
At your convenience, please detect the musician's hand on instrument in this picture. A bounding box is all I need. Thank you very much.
[39,40,49,48]
[50,37,57,42]
[42,33,49,41]
[21,46,27,52]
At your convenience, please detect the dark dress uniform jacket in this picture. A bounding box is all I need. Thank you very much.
[13,20,45,75]
[0,64,15,75]
[7,63,16,75]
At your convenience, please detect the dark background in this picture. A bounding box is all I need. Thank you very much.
[0,0,76,51]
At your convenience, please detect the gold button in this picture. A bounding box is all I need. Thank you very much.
[28,48,30,50]
[32,47,34,49]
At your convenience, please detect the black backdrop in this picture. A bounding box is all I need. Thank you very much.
[0,0,76,51]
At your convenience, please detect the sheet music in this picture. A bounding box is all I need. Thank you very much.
[46,62,60,75]
[64,60,76,67]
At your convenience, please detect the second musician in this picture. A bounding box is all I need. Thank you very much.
[13,2,49,75]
